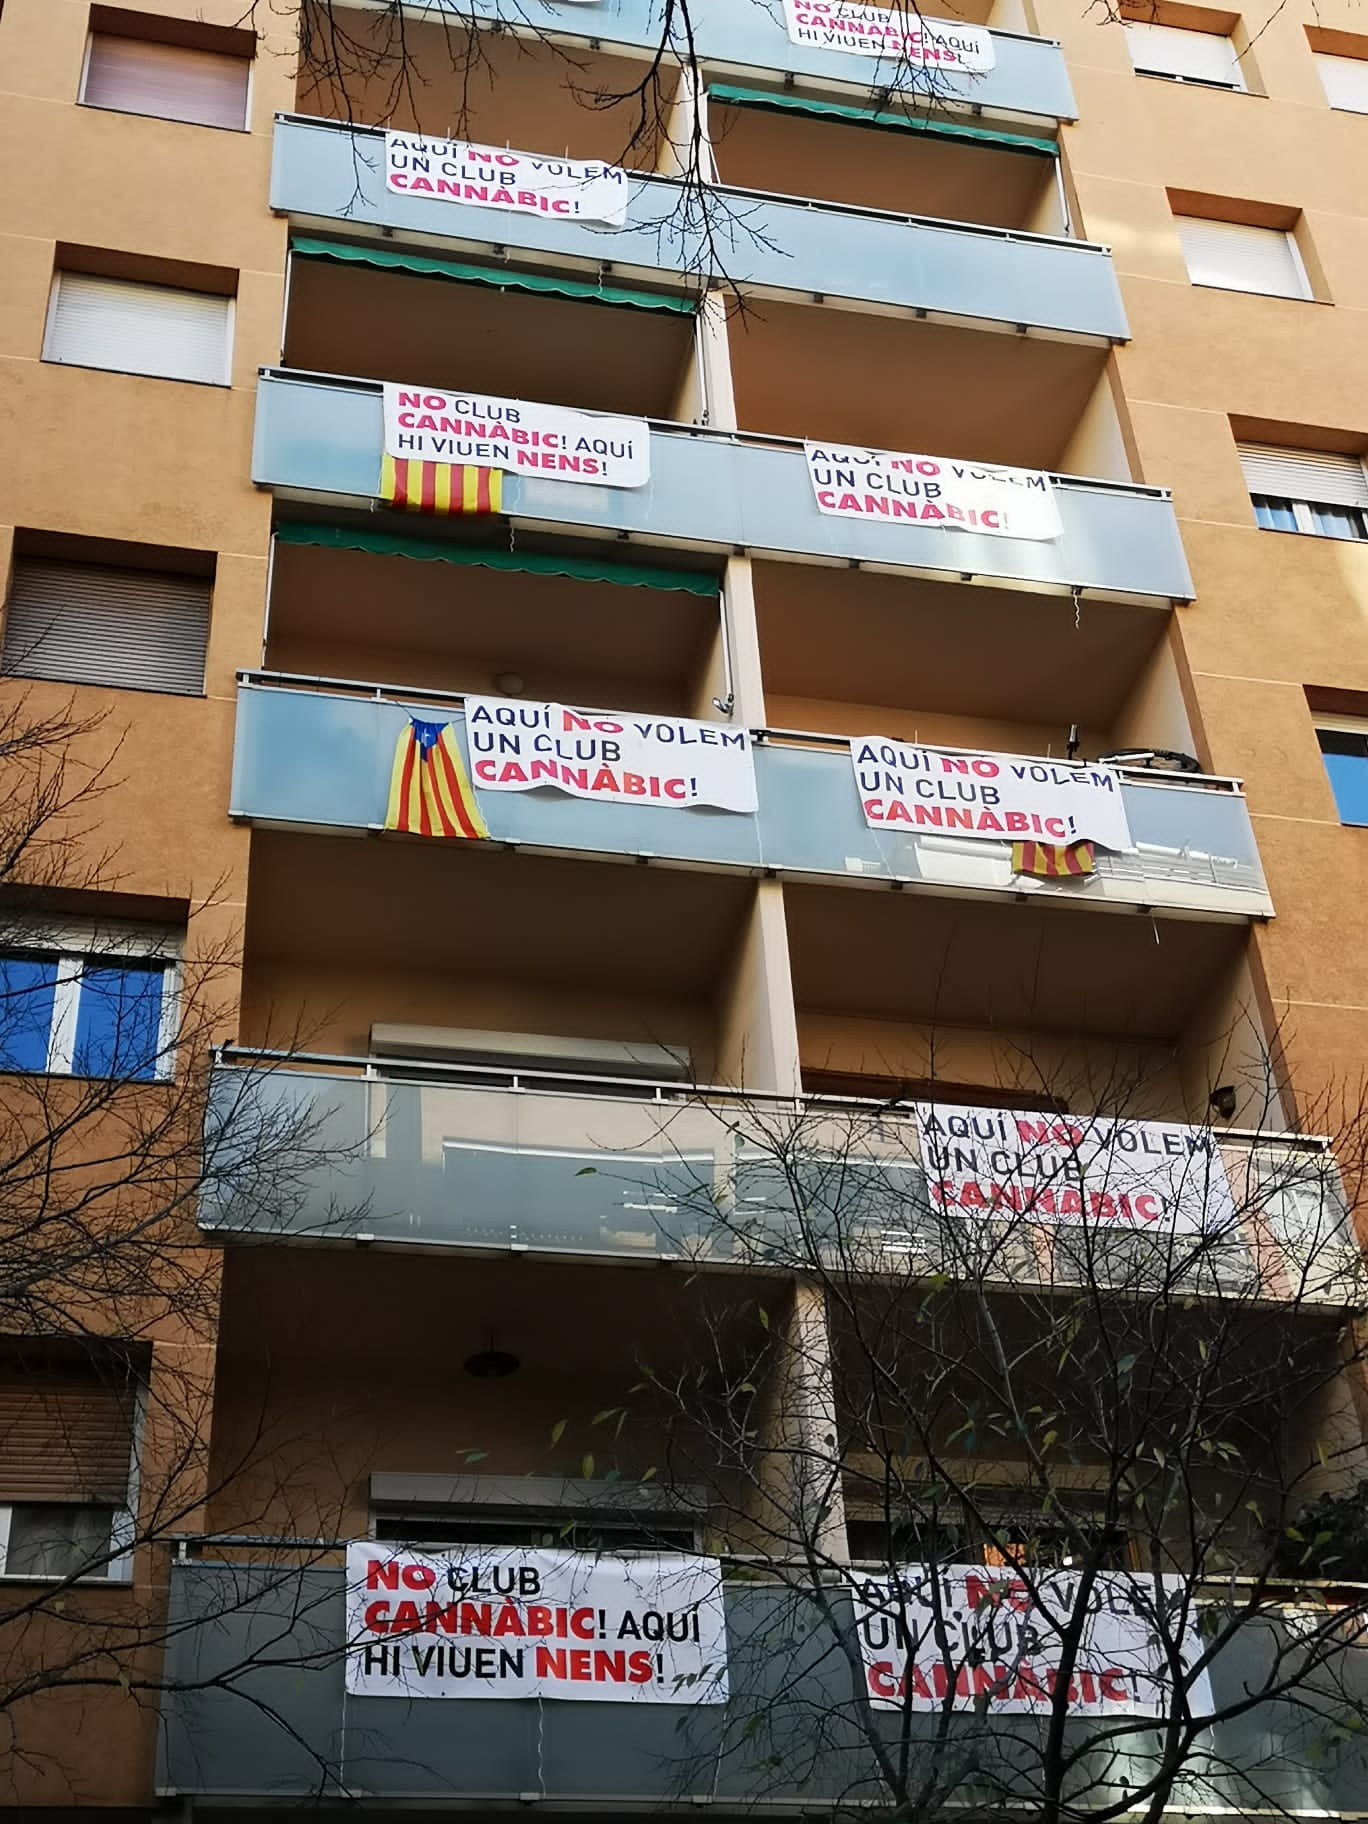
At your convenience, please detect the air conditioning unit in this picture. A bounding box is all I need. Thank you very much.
[368,1024,690,1082]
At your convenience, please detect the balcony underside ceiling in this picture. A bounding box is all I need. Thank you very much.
[786,881,1247,1042]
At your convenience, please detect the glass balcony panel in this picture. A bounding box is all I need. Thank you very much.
[158,1559,1365,1808]
[229,683,1268,918]
[253,373,1194,601]
[392,0,1079,124]
[205,1061,1344,1306]
[271,116,1126,339]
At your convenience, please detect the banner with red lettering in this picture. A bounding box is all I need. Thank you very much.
[783,0,996,72]
[916,1105,1237,1232]
[346,1544,729,1702]
[385,135,629,226]
[465,696,757,813]
[850,739,1132,851]
[383,384,651,489]
[805,444,1061,540]
[855,1566,1212,1716]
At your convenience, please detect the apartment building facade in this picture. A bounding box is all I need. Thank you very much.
[3,0,1368,1811]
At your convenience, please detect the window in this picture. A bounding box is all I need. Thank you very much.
[1314,51,1368,112]
[1316,725,1368,825]
[0,1348,139,1581]
[1238,444,1368,540]
[373,1511,699,1554]
[369,1474,701,1556]
[1175,216,1311,298]
[1123,20,1246,88]
[0,935,177,1081]
[847,1490,1128,1569]
[81,32,250,129]
[2,557,210,695]
[43,272,232,385]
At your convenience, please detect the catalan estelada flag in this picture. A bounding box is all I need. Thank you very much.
[380,455,503,515]
[385,718,488,840]
[1011,840,1096,879]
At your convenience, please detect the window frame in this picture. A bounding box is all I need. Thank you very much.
[1174,215,1312,300]
[42,270,235,388]
[1122,20,1249,90]
[77,27,254,133]
[1251,495,1368,540]
[0,923,181,1083]
[1313,49,1368,113]
[0,1500,135,1584]
[1315,717,1368,827]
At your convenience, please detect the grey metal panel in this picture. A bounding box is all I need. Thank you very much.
[271,117,1127,340]
[250,373,1195,601]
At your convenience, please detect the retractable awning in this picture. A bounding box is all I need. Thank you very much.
[291,236,698,314]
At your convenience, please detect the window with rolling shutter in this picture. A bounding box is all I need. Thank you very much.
[1123,20,1247,87]
[1176,217,1311,298]
[1237,443,1368,540]
[0,1362,136,1504]
[3,558,210,695]
[1314,51,1368,112]
[43,273,232,385]
[82,33,250,129]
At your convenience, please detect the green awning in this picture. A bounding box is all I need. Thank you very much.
[274,521,720,597]
[291,236,697,314]
[707,83,1057,157]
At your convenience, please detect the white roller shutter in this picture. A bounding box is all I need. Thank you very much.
[1315,51,1368,112]
[1123,20,1246,87]
[1237,444,1368,507]
[44,273,232,385]
[82,35,250,130]
[1176,217,1310,298]
[2,560,210,696]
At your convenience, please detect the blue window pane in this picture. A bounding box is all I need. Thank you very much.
[1253,496,1298,532]
[0,956,57,1073]
[1321,751,1368,826]
[1310,504,1368,541]
[73,965,165,1081]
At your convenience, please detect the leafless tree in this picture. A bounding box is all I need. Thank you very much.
[587,1052,1368,1824]
[0,690,361,1793]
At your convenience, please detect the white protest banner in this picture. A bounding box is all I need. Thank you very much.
[385,134,629,227]
[783,0,995,73]
[850,740,1132,851]
[466,696,757,813]
[346,1543,728,1703]
[916,1105,1237,1232]
[855,1566,1212,1716]
[384,385,650,489]
[805,444,1061,541]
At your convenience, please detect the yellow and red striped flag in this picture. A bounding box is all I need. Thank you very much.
[1011,840,1096,879]
[385,718,488,840]
[380,455,503,515]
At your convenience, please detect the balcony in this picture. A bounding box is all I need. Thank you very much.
[400,0,1079,125]
[157,1554,1368,1808]
[228,680,1268,919]
[252,373,1193,603]
[202,1053,1352,1306]
[271,115,1126,341]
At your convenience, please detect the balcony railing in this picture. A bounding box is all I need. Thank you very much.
[157,1552,1368,1809]
[253,374,1192,601]
[229,679,1266,917]
[388,0,1079,124]
[203,1051,1354,1304]
[272,115,1126,340]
